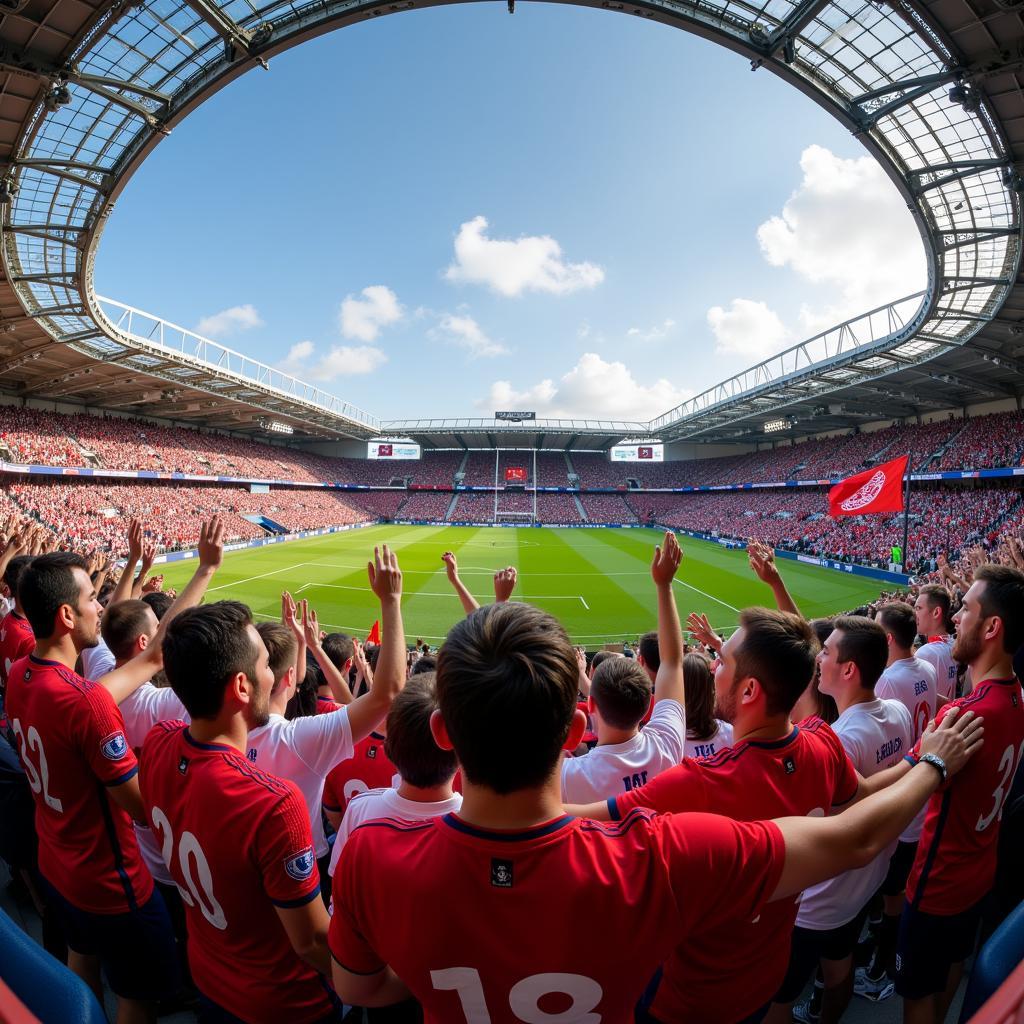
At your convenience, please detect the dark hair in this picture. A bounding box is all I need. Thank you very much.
[590,650,618,675]
[919,584,954,632]
[638,631,660,672]
[101,599,155,663]
[975,565,1024,654]
[384,673,457,788]
[684,652,716,739]
[590,658,652,730]
[3,555,33,600]
[436,603,578,795]
[163,601,258,720]
[286,659,320,720]
[733,607,818,716]
[410,655,437,676]
[142,591,173,620]
[19,552,91,639]
[807,618,838,724]
[832,616,889,691]
[321,633,354,671]
[255,622,297,693]
[877,602,917,651]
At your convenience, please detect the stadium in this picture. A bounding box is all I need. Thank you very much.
[0,0,1022,1020]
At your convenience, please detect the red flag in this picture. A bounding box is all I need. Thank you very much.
[366,619,380,645]
[828,455,909,517]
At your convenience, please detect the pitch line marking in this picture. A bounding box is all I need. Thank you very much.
[672,577,741,614]
[299,582,589,603]
[579,596,590,610]
[303,561,648,577]
[207,562,309,592]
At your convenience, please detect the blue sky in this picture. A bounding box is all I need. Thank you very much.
[96,4,926,423]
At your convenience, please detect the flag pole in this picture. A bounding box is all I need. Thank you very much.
[901,451,912,573]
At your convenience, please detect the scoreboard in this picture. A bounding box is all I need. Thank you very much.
[610,443,664,462]
[367,441,421,460]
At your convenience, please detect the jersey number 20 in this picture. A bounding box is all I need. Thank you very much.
[151,806,228,929]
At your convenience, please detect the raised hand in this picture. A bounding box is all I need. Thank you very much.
[441,550,459,582]
[282,591,304,641]
[197,515,225,571]
[686,611,723,653]
[127,518,144,564]
[140,541,157,574]
[493,566,517,603]
[651,531,682,587]
[748,539,780,585]
[302,603,322,650]
[368,545,402,602]
[141,573,164,594]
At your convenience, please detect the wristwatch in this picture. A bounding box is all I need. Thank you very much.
[918,752,948,784]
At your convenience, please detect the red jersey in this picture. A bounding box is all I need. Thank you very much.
[907,677,1024,915]
[611,719,858,1024]
[4,654,152,914]
[329,810,785,1024]
[140,722,334,1024]
[317,695,344,715]
[322,732,398,817]
[0,611,34,726]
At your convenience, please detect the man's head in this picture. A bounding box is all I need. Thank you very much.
[589,658,652,731]
[384,673,457,789]
[163,601,273,728]
[255,621,297,698]
[637,630,659,682]
[877,602,917,655]
[141,590,173,621]
[410,654,437,676]
[19,553,101,649]
[321,633,354,673]
[817,616,888,697]
[953,565,1024,665]
[588,649,620,680]
[101,599,159,664]
[915,584,953,637]
[714,608,818,723]
[434,602,583,795]
[2,555,33,607]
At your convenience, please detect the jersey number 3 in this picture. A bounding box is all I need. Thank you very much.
[151,806,228,929]
[431,967,603,1023]
[976,741,1024,833]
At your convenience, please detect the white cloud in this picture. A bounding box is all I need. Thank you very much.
[428,313,508,358]
[445,215,605,297]
[480,352,690,422]
[706,299,789,360]
[756,144,926,332]
[278,339,386,379]
[626,318,676,343]
[339,285,403,342]
[196,304,263,338]
[577,321,592,340]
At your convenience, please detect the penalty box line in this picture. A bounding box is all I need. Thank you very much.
[297,581,590,609]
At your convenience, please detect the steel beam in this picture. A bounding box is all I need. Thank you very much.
[910,159,1008,195]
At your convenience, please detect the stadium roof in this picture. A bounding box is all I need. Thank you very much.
[0,0,1020,448]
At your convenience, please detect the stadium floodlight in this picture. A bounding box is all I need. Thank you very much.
[764,418,791,433]
[261,419,293,434]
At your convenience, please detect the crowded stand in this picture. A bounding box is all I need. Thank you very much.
[535,451,571,486]
[1,501,1022,1024]
[935,410,1024,471]
[580,493,639,524]
[395,491,454,520]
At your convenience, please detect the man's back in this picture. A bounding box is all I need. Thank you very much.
[0,611,33,725]
[908,677,1024,915]
[329,809,784,1024]
[322,731,398,819]
[560,698,685,803]
[917,637,958,700]
[140,721,336,1024]
[5,653,151,913]
[610,719,857,1023]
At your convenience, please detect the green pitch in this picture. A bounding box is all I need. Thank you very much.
[157,525,897,646]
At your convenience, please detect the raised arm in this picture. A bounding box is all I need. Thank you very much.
[748,540,801,617]
[98,516,225,703]
[770,708,982,900]
[686,611,723,655]
[441,551,479,615]
[343,545,406,743]
[109,519,144,608]
[131,541,158,599]
[651,531,684,707]
[303,606,354,706]
[493,566,517,604]
[282,591,307,685]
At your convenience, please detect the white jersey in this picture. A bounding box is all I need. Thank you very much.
[797,698,913,930]
[877,657,937,842]
[560,698,686,804]
[80,638,115,681]
[246,709,354,858]
[916,637,958,700]
[684,720,733,761]
[327,786,463,877]
[119,681,190,885]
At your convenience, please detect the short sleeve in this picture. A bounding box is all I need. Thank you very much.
[81,683,139,786]
[289,708,354,777]
[610,759,709,820]
[329,829,387,975]
[816,722,858,806]
[254,785,321,908]
[646,699,687,764]
[656,812,786,932]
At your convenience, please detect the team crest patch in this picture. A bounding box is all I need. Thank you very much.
[366,746,377,759]
[284,847,315,882]
[491,858,513,888]
[24,669,31,681]
[100,732,129,761]
[783,756,796,775]
[178,756,189,775]
[247,748,257,763]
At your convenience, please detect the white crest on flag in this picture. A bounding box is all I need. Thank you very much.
[839,470,887,512]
